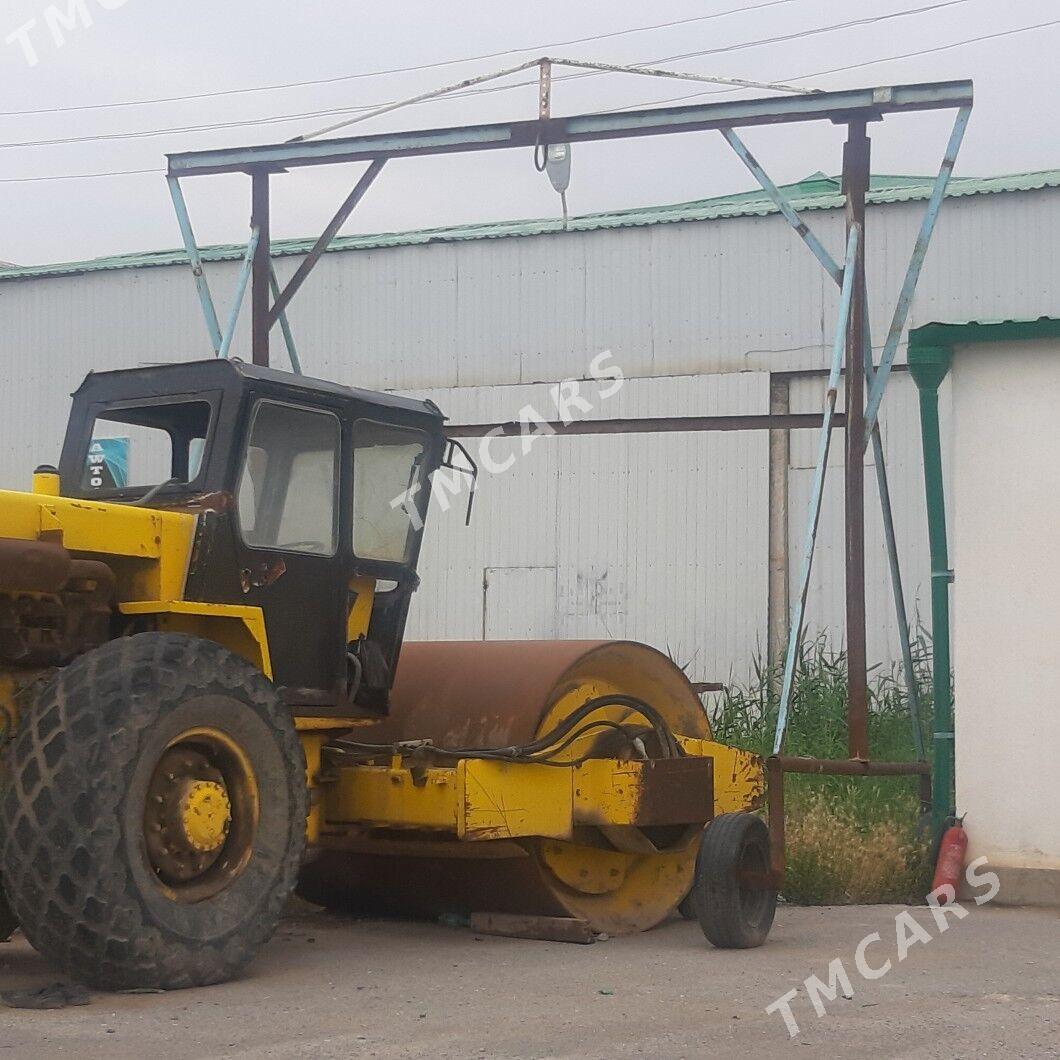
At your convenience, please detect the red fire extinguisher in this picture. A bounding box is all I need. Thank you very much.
[931,816,967,903]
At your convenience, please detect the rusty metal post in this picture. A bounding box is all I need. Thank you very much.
[842,121,870,761]
[251,170,271,366]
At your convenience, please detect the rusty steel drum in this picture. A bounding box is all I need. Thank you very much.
[298,640,713,935]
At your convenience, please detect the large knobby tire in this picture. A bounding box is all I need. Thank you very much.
[0,633,307,990]
[694,812,777,949]
[0,883,16,942]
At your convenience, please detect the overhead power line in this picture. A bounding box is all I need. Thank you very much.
[294,0,973,141]
[0,0,798,118]
[0,0,975,151]
[597,16,1060,112]
[0,166,163,183]
[2,14,1057,184]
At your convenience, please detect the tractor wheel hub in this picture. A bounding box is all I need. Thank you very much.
[178,780,232,853]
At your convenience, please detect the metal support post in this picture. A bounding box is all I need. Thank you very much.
[909,345,956,829]
[720,125,928,758]
[251,171,271,366]
[842,120,871,762]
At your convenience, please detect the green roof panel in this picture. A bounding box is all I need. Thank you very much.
[2,168,1058,283]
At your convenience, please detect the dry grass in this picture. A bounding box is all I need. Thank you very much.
[782,791,932,905]
[706,634,937,904]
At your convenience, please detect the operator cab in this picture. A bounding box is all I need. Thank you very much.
[57,359,456,716]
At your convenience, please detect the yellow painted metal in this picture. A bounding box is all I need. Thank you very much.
[346,576,375,643]
[327,759,573,839]
[300,732,328,845]
[539,839,630,894]
[295,717,360,732]
[522,643,710,933]
[31,471,60,497]
[329,763,461,831]
[179,780,231,853]
[677,736,765,814]
[0,488,196,603]
[461,761,572,840]
[573,759,661,827]
[0,478,765,939]
[325,749,737,842]
[120,600,273,679]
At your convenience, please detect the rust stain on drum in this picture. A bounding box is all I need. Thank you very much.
[364,640,617,748]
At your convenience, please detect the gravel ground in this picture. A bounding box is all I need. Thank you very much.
[1,903,1057,1059]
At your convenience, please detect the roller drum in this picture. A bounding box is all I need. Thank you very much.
[299,640,711,934]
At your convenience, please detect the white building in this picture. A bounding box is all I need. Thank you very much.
[909,319,1060,906]
[1,169,1057,688]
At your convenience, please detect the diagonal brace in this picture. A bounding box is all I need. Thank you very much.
[863,104,971,437]
[723,123,938,758]
[719,127,842,285]
[269,266,302,374]
[267,158,386,328]
[773,225,860,755]
[167,176,223,355]
[218,226,261,359]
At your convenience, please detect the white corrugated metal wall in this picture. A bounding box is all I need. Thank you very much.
[0,188,1054,682]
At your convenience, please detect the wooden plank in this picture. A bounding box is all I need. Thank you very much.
[469,912,595,944]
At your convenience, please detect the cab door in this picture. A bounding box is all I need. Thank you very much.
[232,397,348,701]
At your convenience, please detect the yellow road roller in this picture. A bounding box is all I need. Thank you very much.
[0,358,774,990]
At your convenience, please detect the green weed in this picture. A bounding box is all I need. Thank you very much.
[708,632,935,903]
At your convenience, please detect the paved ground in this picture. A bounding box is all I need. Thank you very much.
[0,903,1057,1058]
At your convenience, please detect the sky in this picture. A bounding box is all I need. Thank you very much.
[0,0,1057,266]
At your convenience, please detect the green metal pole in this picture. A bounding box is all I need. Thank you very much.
[909,345,954,831]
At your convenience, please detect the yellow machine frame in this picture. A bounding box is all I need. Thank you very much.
[0,479,765,859]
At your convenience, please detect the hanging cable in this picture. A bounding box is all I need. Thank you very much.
[4,16,1056,184]
[325,694,683,767]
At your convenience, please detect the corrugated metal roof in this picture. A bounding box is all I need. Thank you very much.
[911,316,1060,347]
[3,168,1058,283]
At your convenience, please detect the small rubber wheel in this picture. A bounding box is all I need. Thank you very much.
[0,633,307,990]
[693,812,776,949]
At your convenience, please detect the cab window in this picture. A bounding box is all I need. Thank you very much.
[352,421,428,564]
[237,400,340,556]
[83,400,210,493]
